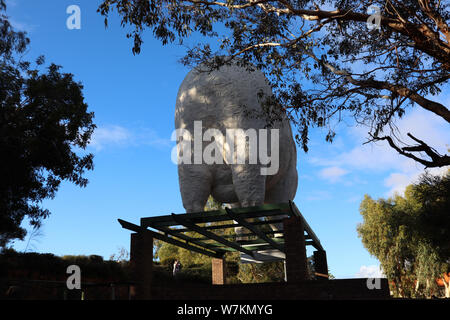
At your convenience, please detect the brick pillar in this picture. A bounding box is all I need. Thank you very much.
[313,250,329,280]
[283,216,308,282]
[130,232,153,299]
[212,258,227,285]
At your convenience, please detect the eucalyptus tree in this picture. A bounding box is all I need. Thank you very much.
[99,0,449,167]
[358,171,450,298]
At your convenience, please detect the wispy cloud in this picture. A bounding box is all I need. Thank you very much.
[308,107,450,196]
[88,125,171,151]
[4,1,39,33]
[383,173,413,196]
[384,166,449,197]
[89,125,132,151]
[311,108,449,171]
[318,166,349,183]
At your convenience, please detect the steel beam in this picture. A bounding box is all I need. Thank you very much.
[145,223,226,254]
[225,207,285,252]
[118,219,223,259]
[171,213,254,257]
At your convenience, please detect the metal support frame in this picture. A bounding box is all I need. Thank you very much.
[171,213,254,257]
[143,222,227,255]
[225,207,284,252]
[118,219,223,258]
[118,202,324,263]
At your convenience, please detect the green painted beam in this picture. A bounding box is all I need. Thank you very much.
[117,219,223,259]
[119,202,324,259]
[174,218,285,233]
[171,213,255,257]
[192,229,284,242]
[225,207,285,252]
[143,223,227,255]
[140,203,292,228]
[205,237,284,247]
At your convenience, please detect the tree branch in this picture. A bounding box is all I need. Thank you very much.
[369,133,450,168]
[187,0,450,70]
[418,0,450,44]
[302,46,450,123]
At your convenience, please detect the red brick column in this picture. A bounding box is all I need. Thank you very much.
[283,216,308,282]
[212,258,227,285]
[130,232,153,299]
[313,250,329,280]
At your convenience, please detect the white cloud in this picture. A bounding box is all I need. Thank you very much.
[318,166,349,183]
[308,107,450,195]
[355,265,385,278]
[88,125,171,151]
[393,108,450,156]
[89,125,132,151]
[384,172,414,196]
[384,166,449,197]
[312,108,449,172]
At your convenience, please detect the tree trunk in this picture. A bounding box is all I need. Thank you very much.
[443,276,450,298]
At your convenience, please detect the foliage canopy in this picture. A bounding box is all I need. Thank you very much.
[357,170,450,298]
[99,0,449,167]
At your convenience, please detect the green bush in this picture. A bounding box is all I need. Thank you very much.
[0,249,129,281]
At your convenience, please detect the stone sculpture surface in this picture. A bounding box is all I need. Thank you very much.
[175,61,298,233]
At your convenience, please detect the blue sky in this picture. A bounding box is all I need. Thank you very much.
[6,0,449,279]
